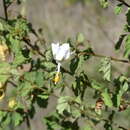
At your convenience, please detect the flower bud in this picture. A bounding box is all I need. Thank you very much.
[8,99,17,109]
[0,44,8,61]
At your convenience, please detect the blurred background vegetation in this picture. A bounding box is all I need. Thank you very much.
[1,0,130,130]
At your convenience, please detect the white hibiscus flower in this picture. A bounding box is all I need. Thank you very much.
[51,43,71,84]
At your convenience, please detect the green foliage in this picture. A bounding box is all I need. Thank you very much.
[72,72,89,99]
[57,96,72,115]
[114,4,123,15]
[101,89,113,107]
[76,33,85,44]
[116,81,128,107]
[126,9,130,26]
[56,96,82,119]
[43,112,63,130]
[41,61,56,71]
[91,80,104,90]
[0,0,130,130]
[12,112,23,126]
[124,35,130,59]
[115,34,126,50]
[5,0,14,4]
[70,55,84,75]
[99,0,108,8]
[43,112,79,130]
[113,75,129,107]
[0,62,11,83]
[82,124,92,130]
[99,57,111,81]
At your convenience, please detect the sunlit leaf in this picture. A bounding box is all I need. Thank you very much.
[12,112,23,126]
[99,57,111,81]
[101,89,113,107]
[114,4,123,15]
[124,35,130,59]
[76,33,85,43]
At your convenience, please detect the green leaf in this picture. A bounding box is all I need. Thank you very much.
[95,108,102,115]
[43,112,62,130]
[5,0,13,4]
[70,55,84,75]
[2,113,11,126]
[41,61,56,71]
[72,72,89,98]
[71,106,81,118]
[13,52,27,66]
[116,82,128,107]
[18,81,32,97]
[35,72,44,87]
[24,71,36,82]
[24,71,44,87]
[99,57,111,81]
[82,124,92,130]
[124,35,130,58]
[56,96,71,115]
[0,62,11,74]
[101,89,113,107]
[76,33,85,43]
[7,35,21,54]
[0,111,7,121]
[126,9,130,26]
[99,0,108,8]
[115,34,126,50]
[114,4,123,15]
[0,62,11,83]
[37,93,49,99]
[70,57,79,75]
[45,50,53,61]
[91,80,104,90]
[12,112,23,126]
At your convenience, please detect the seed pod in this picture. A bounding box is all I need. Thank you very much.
[119,104,128,112]
[95,98,104,110]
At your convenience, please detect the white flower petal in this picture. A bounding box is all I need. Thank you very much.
[55,49,65,61]
[56,43,70,61]
[51,43,71,61]
[64,50,70,60]
[51,43,60,58]
[60,43,70,51]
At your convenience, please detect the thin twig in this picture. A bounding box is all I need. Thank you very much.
[118,126,128,130]
[7,80,17,87]
[23,37,45,57]
[114,0,130,7]
[78,52,130,64]
[2,0,8,21]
